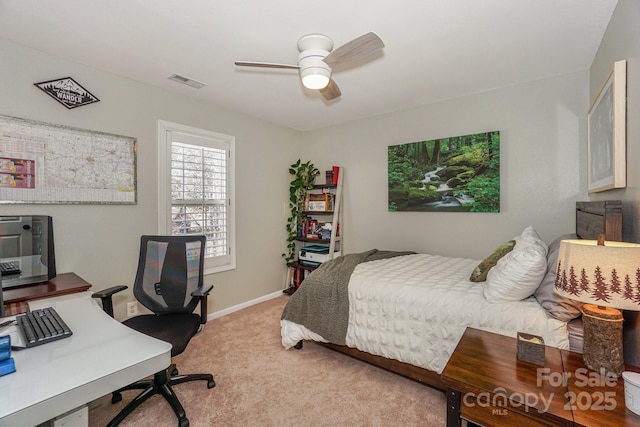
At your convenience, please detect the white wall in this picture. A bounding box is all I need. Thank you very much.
[302,72,589,259]
[588,0,640,243]
[0,40,300,317]
[587,0,640,366]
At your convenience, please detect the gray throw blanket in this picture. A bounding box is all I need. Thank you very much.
[281,249,415,345]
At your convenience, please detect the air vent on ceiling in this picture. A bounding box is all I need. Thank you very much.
[168,74,206,89]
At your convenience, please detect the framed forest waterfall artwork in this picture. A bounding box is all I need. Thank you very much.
[388,131,500,212]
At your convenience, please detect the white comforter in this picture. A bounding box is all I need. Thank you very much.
[281,253,569,374]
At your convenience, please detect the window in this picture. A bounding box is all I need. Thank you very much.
[158,121,235,274]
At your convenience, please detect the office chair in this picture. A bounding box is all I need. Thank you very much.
[92,235,215,427]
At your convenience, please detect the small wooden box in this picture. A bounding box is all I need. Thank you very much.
[307,193,328,211]
[516,332,545,366]
[307,201,327,211]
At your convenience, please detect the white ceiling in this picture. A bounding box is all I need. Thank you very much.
[0,0,618,132]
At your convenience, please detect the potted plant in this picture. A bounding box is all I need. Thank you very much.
[283,159,320,264]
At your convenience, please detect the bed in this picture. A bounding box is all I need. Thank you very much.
[280,200,623,390]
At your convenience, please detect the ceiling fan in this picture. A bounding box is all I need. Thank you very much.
[235,32,384,101]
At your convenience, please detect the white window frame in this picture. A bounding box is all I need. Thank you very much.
[158,120,236,274]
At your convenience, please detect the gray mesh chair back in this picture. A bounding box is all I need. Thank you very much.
[134,235,205,315]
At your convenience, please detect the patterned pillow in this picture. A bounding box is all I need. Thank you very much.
[469,240,516,282]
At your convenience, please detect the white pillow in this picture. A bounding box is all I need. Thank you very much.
[484,226,548,302]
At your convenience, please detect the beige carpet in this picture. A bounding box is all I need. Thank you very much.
[88,295,446,426]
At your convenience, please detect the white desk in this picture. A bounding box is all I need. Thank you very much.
[0,292,172,427]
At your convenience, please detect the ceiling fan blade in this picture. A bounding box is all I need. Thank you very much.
[234,61,299,69]
[320,79,341,101]
[323,32,384,68]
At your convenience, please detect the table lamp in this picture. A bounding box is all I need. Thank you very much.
[554,236,640,377]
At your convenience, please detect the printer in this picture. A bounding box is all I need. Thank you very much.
[298,245,341,264]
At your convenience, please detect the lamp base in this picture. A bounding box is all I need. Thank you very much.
[582,304,624,377]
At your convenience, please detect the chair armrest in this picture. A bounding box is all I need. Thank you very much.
[91,285,128,317]
[192,284,213,324]
[191,284,213,298]
[92,285,128,299]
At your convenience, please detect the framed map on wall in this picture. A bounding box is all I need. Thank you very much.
[0,115,137,204]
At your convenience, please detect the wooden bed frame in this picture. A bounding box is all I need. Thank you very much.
[575,200,622,241]
[316,200,623,391]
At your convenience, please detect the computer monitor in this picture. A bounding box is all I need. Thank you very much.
[0,215,56,289]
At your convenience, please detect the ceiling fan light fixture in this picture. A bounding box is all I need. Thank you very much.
[298,49,331,90]
[301,68,330,89]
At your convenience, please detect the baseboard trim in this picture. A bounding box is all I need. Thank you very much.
[208,290,284,320]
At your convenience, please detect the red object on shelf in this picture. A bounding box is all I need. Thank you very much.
[332,166,339,184]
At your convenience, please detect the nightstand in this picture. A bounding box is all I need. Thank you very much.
[561,348,640,427]
[442,327,572,426]
[442,327,640,426]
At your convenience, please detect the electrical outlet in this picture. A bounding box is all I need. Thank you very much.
[126,301,138,317]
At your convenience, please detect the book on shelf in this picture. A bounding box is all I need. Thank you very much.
[287,266,311,289]
[299,217,339,240]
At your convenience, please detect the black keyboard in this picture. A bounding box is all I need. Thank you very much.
[0,261,21,276]
[16,307,73,348]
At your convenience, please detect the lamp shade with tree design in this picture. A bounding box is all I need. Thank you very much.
[554,237,640,376]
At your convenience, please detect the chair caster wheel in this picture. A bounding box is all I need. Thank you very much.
[294,340,303,350]
[208,379,216,388]
[179,418,189,427]
[111,392,122,404]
